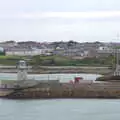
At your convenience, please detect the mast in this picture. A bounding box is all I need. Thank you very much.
[114,34,120,76]
[117,34,119,67]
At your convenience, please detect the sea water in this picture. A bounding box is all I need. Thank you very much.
[0,73,101,82]
[0,99,120,120]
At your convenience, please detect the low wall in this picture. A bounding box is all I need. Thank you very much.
[0,65,112,74]
[5,82,120,99]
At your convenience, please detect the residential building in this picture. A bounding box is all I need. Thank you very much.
[5,47,53,56]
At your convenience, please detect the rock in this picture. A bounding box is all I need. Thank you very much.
[96,75,120,81]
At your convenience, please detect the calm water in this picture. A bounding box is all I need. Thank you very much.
[0,73,101,82]
[0,99,120,120]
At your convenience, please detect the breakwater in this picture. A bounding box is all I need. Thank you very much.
[5,82,120,99]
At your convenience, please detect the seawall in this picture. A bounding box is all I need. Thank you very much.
[5,82,120,99]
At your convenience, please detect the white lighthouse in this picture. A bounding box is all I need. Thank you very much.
[16,60,28,80]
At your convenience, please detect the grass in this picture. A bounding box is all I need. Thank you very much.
[30,55,113,67]
[0,55,114,67]
[0,55,28,65]
[0,55,24,59]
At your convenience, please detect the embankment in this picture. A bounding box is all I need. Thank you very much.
[0,65,112,75]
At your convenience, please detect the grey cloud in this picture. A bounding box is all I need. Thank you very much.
[0,17,119,42]
[0,0,119,42]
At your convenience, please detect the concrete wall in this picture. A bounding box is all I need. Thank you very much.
[5,82,120,99]
[0,80,60,89]
[0,80,16,88]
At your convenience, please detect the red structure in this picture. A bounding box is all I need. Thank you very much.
[74,77,83,83]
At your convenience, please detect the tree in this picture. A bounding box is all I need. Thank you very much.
[32,55,42,66]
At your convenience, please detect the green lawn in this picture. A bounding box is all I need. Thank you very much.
[0,55,21,59]
[30,55,113,67]
[0,55,115,67]
[0,55,27,65]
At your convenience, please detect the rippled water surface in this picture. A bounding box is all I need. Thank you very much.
[0,99,120,120]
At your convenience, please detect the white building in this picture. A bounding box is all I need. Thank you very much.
[0,41,17,48]
[6,48,53,56]
[97,46,115,54]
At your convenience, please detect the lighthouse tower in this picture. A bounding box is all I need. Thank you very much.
[16,60,28,80]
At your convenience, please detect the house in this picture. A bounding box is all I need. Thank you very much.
[97,46,117,57]
[0,41,17,48]
[5,47,53,56]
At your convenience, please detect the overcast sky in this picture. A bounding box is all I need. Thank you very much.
[0,0,120,42]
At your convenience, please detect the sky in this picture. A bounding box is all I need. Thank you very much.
[0,0,120,42]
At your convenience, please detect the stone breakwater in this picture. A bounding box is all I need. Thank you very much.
[5,82,120,99]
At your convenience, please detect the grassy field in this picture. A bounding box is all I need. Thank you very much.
[30,55,113,67]
[0,55,22,59]
[0,55,27,65]
[0,55,114,67]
